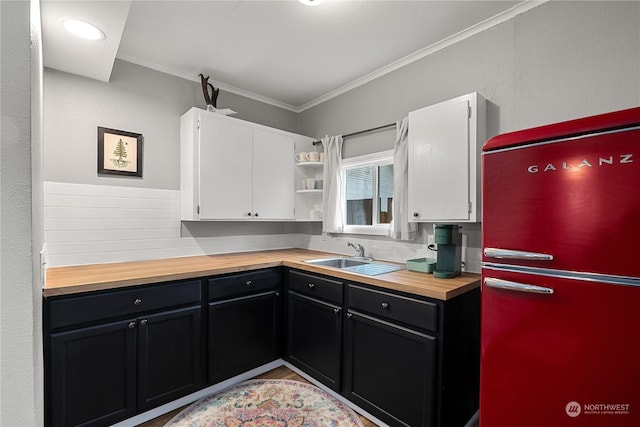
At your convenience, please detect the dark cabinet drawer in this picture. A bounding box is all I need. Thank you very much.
[208,268,280,301]
[49,280,202,330]
[288,270,343,304]
[348,284,438,332]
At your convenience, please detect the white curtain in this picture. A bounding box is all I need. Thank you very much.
[321,134,344,234]
[388,117,418,240]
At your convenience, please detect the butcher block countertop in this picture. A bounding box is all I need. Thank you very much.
[44,248,480,301]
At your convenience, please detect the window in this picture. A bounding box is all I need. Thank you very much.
[342,150,394,235]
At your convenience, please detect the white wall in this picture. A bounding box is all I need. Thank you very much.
[0,1,40,425]
[297,1,640,269]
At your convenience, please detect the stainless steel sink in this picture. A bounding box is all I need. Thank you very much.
[304,257,370,268]
[303,257,404,276]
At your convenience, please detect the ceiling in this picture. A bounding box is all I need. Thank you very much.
[41,0,539,112]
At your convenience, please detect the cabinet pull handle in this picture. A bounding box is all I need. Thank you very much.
[246,280,252,286]
[334,308,340,315]
[308,283,315,289]
[134,298,142,305]
[128,321,136,329]
[381,302,389,309]
[140,319,148,326]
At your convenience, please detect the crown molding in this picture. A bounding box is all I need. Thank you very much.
[118,0,546,114]
[115,53,301,112]
[297,0,546,112]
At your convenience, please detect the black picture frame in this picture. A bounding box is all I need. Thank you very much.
[97,127,143,177]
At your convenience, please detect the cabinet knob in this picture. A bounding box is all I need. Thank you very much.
[334,308,340,315]
[255,212,259,217]
[134,298,142,305]
[128,321,136,329]
[413,212,419,217]
[381,302,390,309]
[346,313,353,319]
[246,280,252,286]
[140,319,148,326]
[248,212,252,216]
[308,283,315,289]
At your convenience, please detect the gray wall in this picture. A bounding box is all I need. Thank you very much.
[298,1,640,157]
[44,59,299,190]
[31,0,46,424]
[1,1,39,425]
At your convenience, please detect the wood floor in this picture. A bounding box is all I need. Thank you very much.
[139,365,378,426]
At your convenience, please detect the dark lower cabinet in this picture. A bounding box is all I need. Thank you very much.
[206,268,282,384]
[344,311,436,427]
[50,319,137,427]
[45,266,478,427]
[208,292,281,383]
[343,283,480,427]
[137,305,203,411]
[287,292,343,391]
[45,280,203,427]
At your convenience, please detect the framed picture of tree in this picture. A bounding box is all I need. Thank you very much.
[97,127,143,177]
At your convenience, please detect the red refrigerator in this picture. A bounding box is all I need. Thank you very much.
[480,107,640,427]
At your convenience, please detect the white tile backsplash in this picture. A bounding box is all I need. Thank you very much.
[44,182,303,267]
[44,182,482,273]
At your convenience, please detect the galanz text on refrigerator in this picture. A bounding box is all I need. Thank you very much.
[527,153,633,173]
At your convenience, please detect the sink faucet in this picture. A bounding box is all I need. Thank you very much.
[347,242,365,258]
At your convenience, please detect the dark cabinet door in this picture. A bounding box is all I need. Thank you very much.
[287,291,342,391]
[137,305,203,411]
[49,319,137,427]
[344,311,437,427]
[208,291,281,383]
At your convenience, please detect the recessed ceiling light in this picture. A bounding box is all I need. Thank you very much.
[298,0,326,6]
[63,19,105,41]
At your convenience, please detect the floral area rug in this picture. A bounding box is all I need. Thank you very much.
[164,379,364,427]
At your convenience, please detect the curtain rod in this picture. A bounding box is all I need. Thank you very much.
[311,122,395,145]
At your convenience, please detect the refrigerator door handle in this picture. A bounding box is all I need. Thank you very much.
[484,277,554,295]
[484,248,553,261]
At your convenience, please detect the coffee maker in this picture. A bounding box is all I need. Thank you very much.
[433,224,462,279]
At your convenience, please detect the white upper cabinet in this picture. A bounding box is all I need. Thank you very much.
[199,114,253,219]
[181,108,295,220]
[408,92,486,223]
[252,128,295,219]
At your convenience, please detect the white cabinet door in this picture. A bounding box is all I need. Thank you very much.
[252,129,294,219]
[408,93,484,223]
[181,108,302,221]
[199,114,253,219]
